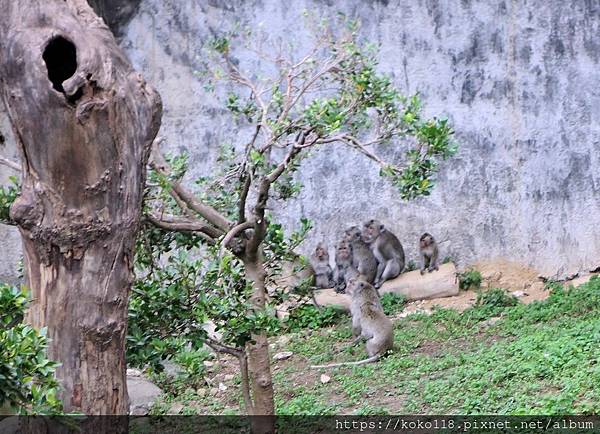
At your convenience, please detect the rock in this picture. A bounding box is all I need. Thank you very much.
[482,316,501,327]
[223,374,235,381]
[320,374,331,384]
[161,359,183,377]
[203,360,215,368]
[397,308,432,318]
[127,375,162,416]
[126,368,143,377]
[277,335,291,346]
[169,403,185,414]
[273,351,293,361]
[202,320,223,342]
[511,290,528,298]
[218,382,228,392]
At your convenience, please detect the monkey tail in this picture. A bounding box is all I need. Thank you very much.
[310,354,380,369]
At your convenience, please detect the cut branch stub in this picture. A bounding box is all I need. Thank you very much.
[0,0,162,417]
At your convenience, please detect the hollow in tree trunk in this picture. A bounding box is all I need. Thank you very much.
[0,0,162,428]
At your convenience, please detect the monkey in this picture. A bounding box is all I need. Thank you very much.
[347,277,382,339]
[309,242,334,289]
[419,232,439,275]
[333,239,358,293]
[311,279,393,368]
[343,226,377,285]
[361,219,405,289]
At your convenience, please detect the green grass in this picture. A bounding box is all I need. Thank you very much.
[152,277,600,415]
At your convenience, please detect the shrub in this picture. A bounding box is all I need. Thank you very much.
[463,287,519,322]
[380,293,406,316]
[458,269,482,290]
[284,305,346,332]
[0,284,61,414]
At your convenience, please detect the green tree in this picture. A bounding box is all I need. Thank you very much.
[137,18,456,431]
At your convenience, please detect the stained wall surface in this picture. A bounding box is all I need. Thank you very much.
[2,0,599,279]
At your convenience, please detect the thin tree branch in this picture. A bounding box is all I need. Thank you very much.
[0,156,20,172]
[145,212,219,243]
[237,351,254,415]
[203,337,255,414]
[238,173,252,224]
[220,221,255,256]
[340,134,389,167]
[149,138,233,231]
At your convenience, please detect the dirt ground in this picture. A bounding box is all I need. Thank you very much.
[394,259,598,317]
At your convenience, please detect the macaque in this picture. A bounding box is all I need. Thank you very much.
[309,242,334,288]
[361,220,405,288]
[311,278,393,368]
[334,240,358,293]
[419,232,439,275]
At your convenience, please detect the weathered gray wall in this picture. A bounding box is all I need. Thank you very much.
[0,110,20,284]
[2,0,600,279]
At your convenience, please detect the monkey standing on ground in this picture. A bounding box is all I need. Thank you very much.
[361,219,405,289]
[309,242,334,288]
[334,240,358,293]
[343,226,377,285]
[419,232,439,275]
[311,279,393,368]
[347,277,382,339]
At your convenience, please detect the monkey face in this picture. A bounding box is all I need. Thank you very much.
[315,243,327,259]
[346,277,364,296]
[344,226,361,243]
[336,240,352,259]
[361,219,382,244]
[419,233,434,248]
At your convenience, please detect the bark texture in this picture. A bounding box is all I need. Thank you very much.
[0,0,161,416]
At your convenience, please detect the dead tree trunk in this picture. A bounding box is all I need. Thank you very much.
[0,0,161,417]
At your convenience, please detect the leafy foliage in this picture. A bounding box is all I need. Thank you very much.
[0,175,18,224]
[461,287,519,322]
[284,305,346,332]
[380,292,406,316]
[458,269,483,290]
[0,284,61,414]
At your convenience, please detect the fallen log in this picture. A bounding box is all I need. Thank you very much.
[313,262,459,310]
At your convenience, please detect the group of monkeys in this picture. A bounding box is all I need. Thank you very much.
[309,219,440,293]
[308,220,440,368]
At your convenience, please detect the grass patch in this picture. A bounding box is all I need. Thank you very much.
[153,277,600,415]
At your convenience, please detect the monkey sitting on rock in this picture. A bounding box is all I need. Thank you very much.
[419,232,439,275]
[361,219,405,289]
[333,239,358,293]
[309,242,334,288]
[311,278,393,368]
[343,226,377,285]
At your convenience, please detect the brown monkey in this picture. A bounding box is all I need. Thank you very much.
[361,220,405,288]
[334,240,358,294]
[311,279,393,368]
[343,226,377,285]
[419,232,439,275]
[347,277,382,339]
[309,242,334,288]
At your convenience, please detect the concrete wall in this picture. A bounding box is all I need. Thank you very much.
[2,0,600,279]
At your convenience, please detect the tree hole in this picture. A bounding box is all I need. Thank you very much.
[42,36,77,94]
